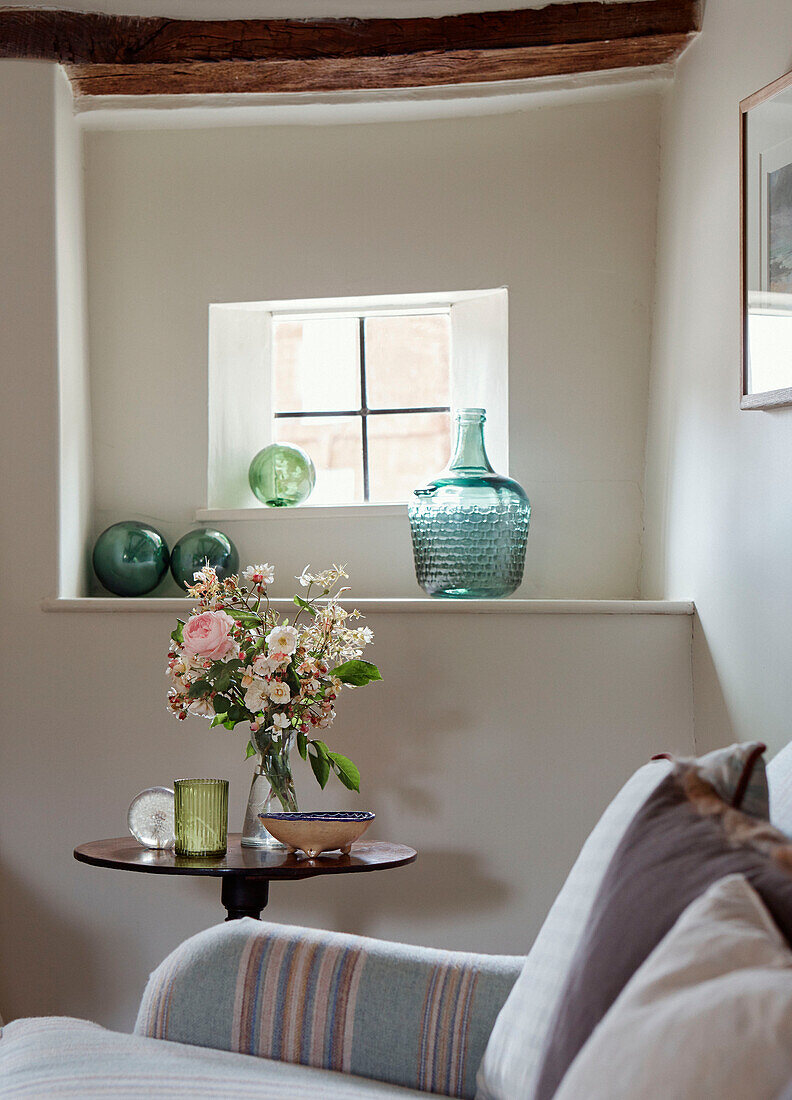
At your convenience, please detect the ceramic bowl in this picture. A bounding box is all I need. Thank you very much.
[259,811,374,857]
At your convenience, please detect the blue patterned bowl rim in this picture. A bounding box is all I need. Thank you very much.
[260,811,375,822]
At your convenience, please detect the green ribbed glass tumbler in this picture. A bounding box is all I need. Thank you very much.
[174,779,229,857]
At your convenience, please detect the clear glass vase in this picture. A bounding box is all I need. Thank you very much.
[240,734,298,849]
[408,408,531,599]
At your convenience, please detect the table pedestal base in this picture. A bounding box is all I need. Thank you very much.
[221,876,270,920]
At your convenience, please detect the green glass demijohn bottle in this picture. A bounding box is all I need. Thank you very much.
[408,408,531,599]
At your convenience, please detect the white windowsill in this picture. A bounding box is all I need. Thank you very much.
[195,504,407,521]
[41,597,695,615]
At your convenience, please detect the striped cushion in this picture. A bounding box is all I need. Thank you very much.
[0,1016,429,1098]
[135,919,522,1099]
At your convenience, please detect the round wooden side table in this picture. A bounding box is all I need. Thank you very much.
[74,835,417,920]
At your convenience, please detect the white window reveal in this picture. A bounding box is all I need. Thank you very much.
[207,289,508,511]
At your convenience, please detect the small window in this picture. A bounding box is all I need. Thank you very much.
[271,312,451,504]
[207,289,508,512]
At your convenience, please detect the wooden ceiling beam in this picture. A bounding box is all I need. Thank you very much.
[64,36,696,98]
[0,2,703,97]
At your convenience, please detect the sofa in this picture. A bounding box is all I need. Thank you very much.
[4,739,792,1099]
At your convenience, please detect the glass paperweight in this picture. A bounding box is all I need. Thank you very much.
[174,778,229,857]
[408,408,531,599]
[127,787,175,849]
[170,528,239,591]
[92,521,170,597]
[248,443,316,507]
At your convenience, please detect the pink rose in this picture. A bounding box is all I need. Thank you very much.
[181,610,237,661]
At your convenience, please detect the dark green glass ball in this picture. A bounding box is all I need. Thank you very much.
[92,521,170,597]
[170,528,240,591]
[248,442,316,507]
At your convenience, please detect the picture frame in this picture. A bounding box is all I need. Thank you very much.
[740,68,792,409]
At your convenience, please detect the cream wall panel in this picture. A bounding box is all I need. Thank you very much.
[642,0,792,757]
[84,93,661,598]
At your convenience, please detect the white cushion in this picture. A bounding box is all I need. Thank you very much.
[475,760,671,1100]
[769,739,792,835]
[554,874,792,1100]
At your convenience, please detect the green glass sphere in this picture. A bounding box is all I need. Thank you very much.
[170,528,240,591]
[93,521,170,597]
[248,443,316,508]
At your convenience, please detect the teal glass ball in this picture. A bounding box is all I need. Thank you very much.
[170,528,240,591]
[248,443,316,507]
[92,521,170,597]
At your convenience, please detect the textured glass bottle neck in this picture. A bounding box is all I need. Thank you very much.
[448,414,494,473]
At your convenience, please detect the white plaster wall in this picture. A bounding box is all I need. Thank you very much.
[3,602,694,1029]
[0,61,694,1034]
[642,0,792,757]
[55,68,94,599]
[84,92,661,599]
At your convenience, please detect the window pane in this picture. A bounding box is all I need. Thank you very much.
[273,318,360,413]
[364,314,450,410]
[274,416,363,504]
[367,411,451,502]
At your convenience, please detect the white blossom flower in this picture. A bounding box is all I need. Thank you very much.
[188,697,214,717]
[296,564,348,589]
[242,563,275,589]
[240,665,259,688]
[266,624,299,656]
[166,658,190,687]
[271,712,290,729]
[192,564,218,586]
[317,709,336,729]
[252,654,279,677]
[268,680,291,705]
[244,681,270,713]
[317,602,348,626]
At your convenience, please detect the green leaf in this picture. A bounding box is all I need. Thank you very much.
[225,609,261,627]
[170,620,185,645]
[187,679,210,699]
[213,694,233,714]
[210,714,226,727]
[297,731,308,760]
[245,740,257,759]
[330,660,382,687]
[213,672,231,694]
[285,663,302,697]
[327,752,361,793]
[207,659,242,684]
[308,745,331,788]
[293,595,316,617]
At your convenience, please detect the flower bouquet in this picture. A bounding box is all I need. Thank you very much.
[166,562,381,847]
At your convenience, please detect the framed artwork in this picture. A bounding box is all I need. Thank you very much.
[741,69,792,409]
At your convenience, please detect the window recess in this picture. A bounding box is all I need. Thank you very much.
[207,288,508,511]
